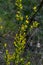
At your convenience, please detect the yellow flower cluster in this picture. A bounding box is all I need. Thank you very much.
[14,33,26,49]
[0,18,3,31]
[21,24,28,31]
[0,25,3,29]
[25,15,29,24]
[4,43,7,49]
[6,50,9,55]
[20,15,30,31]
[33,6,37,12]
[16,12,23,21]
[5,50,10,65]
[26,20,29,24]
[5,50,15,65]
[15,0,23,10]
[4,19,30,65]
[3,0,32,64]
[15,0,23,21]
[30,21,39,29]
[13,25,26,64]
[26,15,28,19]
[26,61,30,65]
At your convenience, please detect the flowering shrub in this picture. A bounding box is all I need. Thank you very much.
[0,0,43,65]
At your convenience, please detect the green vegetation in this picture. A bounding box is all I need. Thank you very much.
[0,0,43,65]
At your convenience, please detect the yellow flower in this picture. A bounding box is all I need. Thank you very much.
[7,54,10,59]
[20,58,23,61]
[16,34,18,37]
[6,50,8,54]
[24,32,26,35]
[22,39,26,45]
[26,61,30,65]
[26,15,28,19]
[33,6,37,12]
[20,16,23,20]
[20,0,22,2]
[7,54,13,60]
[4,43,7,47]
[21,26,24,30]
[0,25,3,29]
[25,25,28,28]
[19,4,23,9]
[21,24,25,30]
[19,4,22,7]
[16,14,20,20]
[33,21,39,27]
[26,20,29,24]
[7,61,10,65]
[14,41,18,47]
[17,11,20,14]
[28,61,30,64]
[30,25,33,29]
[15,3,18,6]
[18,47,21,51]
[20,6,23,9]
[33,6,36,10]
[16,14,19,18]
